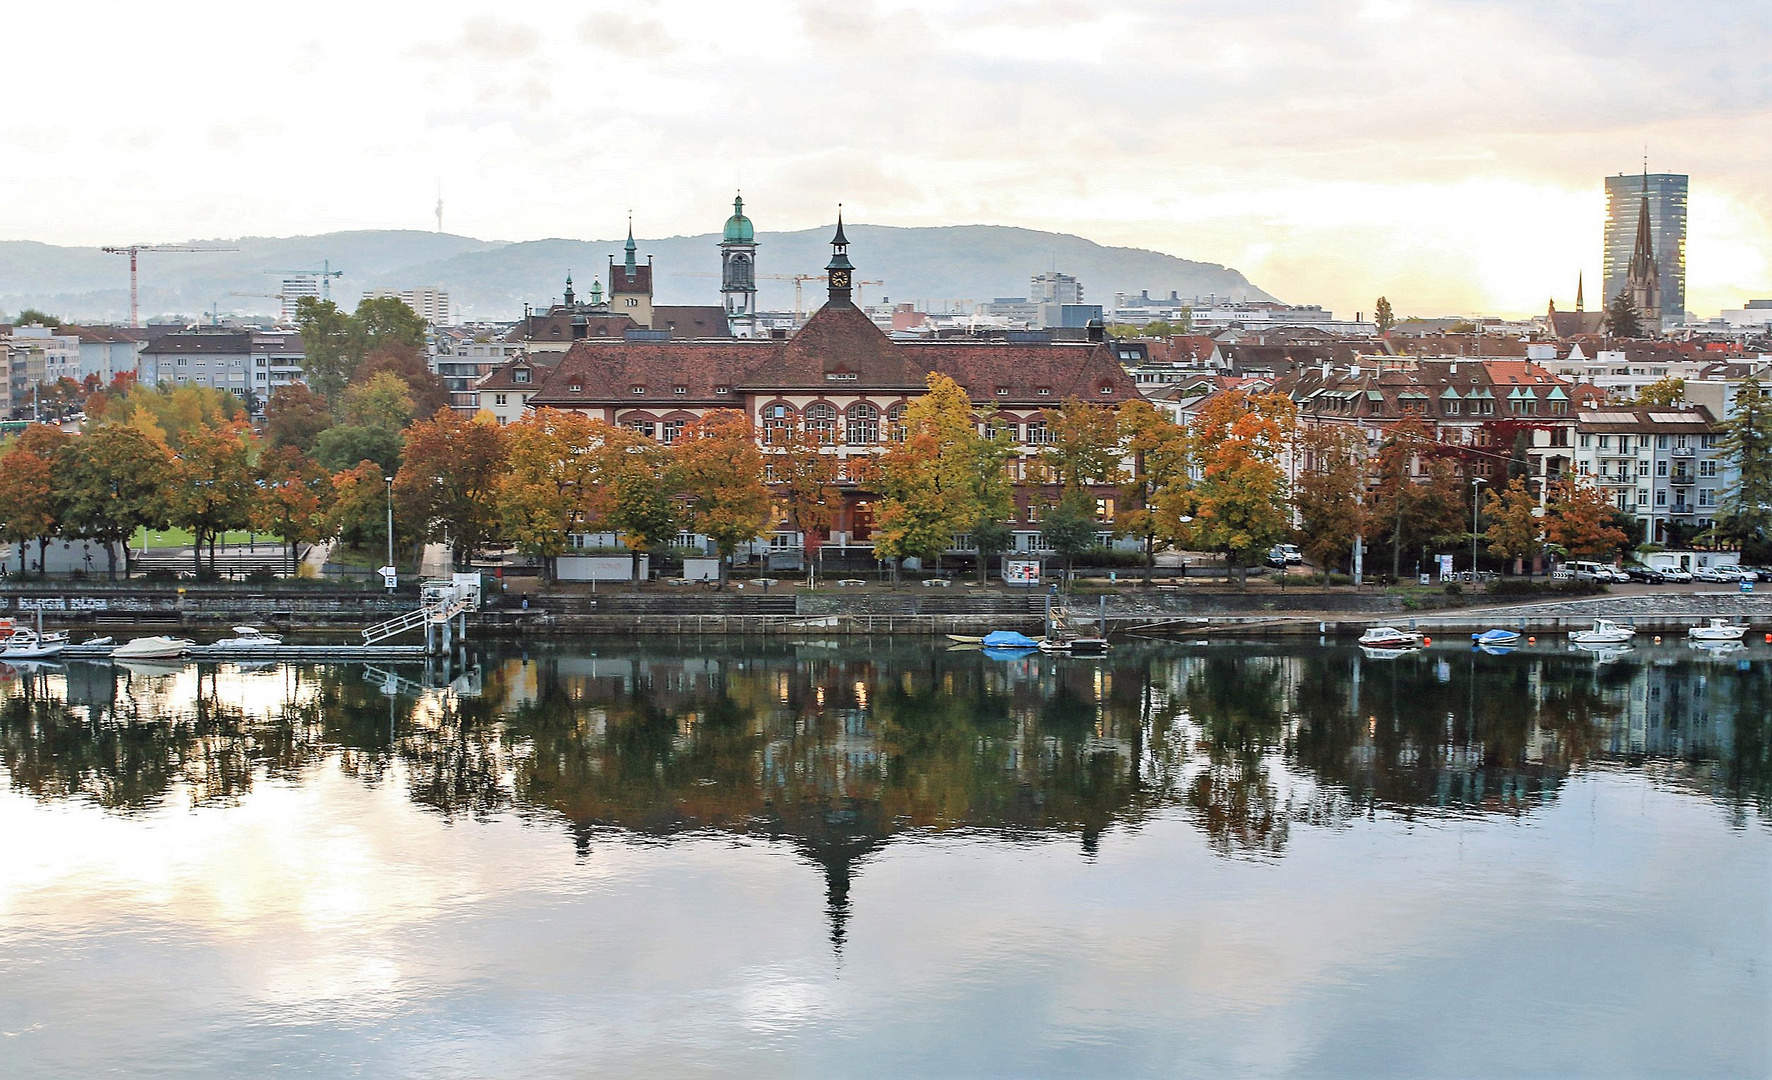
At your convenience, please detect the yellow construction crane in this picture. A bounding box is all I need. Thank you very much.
[101,243,239,328]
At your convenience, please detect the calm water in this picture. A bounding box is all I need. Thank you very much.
[1,639,1767,1079]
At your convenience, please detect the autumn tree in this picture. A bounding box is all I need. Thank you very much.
[498,410,604,583]
[1482,475,1541,574]
[100,383,245,450]
[1291,425,1364,578]
[0,425,70,575]
[1631,376,1685,407]
[329,461,404,556]
[395,411,508,569]
[766,418,842,584]
[673,410,770,586]
[1188,390,1296,588]
[265,383,332,453]
[352,345,450,420]
[1365,418,1467,581]
[249,446,333,575]
[60,424,172,578]
[166,423,258,575]
[1544,477,1630,561]
[874,374,989,583]
[1717,376,1772,560]
[1115,399,1190,583]
[1040,397,1124,494]
[594,426,679,588]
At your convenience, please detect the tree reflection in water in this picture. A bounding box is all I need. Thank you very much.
[2,642,1768,927]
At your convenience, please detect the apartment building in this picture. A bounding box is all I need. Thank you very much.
[1572,406,1726,543]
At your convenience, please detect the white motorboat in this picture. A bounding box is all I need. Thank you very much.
[111,635,195,661]
[1687,618,1748,643]
[211,626,283,649]
[1569,619,1634,646]
[1359,626,1423,648]
[0,628,66,660]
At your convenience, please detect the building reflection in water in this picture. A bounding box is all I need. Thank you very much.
[1,641,1767,946]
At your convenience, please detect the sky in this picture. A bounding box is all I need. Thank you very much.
[3,0,1768,319]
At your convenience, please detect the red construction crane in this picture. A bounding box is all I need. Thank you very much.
[101,243,239,328]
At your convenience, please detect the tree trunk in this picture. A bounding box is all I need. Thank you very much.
[977,549,989,586]
[192,532,206,576]
[1143,535,1155,585]
[107,541,120,582]
[631,548,643,592]
[36,537,49,577]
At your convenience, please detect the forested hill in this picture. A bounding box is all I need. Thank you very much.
[0,224,1275,324]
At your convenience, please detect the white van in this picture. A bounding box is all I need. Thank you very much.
[1569,560,1626,583]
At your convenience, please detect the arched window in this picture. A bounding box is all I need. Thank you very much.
[805,402,837,440]
[887,403,907,442]
[846,402,879,445]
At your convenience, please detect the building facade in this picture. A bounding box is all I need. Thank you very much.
[1572,406,1723,543]
[363,286,451,324]
[1604,172,1687,325]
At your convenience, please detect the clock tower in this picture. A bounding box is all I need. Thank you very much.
[719,193,759,337]
[825,207,854,307]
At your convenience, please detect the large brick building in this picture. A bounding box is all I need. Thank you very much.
[520,220,1142,559]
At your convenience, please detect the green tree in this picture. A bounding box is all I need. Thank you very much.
[1189,390,1296,588]
[1716,377,1772,559]
[11,308,60,327]
[60,424,172,578]
[1606,291,1643,338]
[295,297,356,400]
[594,426,679,588]
[313,424,403,476]
[1115,399,1190,584]
[350,297,428,358]
[351,346,450,420]
[673,410,770,586]
[1040,490,1098,580]
[339,370,415,430]
[1374,296,1395,333]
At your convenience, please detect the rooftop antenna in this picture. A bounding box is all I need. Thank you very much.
[435,180,444,234]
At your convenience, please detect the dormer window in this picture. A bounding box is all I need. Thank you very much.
[995,386,1010,396]
[631,384,645,395]
[568,382,582,393]
[513,368,530,384]
[1037,386,1052,396]
[1099,383,1114,395]
[673,385,687,395]
[826,370,857,381]
[714,385,730,394]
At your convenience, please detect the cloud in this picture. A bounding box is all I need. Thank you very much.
[578,6,677,56]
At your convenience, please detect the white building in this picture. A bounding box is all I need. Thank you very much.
[280,276,321,322]
[364,286,450,324]
[1572,406,1726,544]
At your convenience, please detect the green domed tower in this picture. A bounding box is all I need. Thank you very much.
[719,193,758,337]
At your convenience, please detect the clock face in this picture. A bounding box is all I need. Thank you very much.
[830,271,851,288]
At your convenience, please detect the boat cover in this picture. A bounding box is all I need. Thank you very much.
[982,630,1040,649]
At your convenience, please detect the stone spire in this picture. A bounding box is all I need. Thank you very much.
[1624,176,1661,329]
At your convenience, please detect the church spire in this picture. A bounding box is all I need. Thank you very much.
[563,270,575,307]
[825,204,854,306]
[623,214,637,279]
[1575,271,1584,312]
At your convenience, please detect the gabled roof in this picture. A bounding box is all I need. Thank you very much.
[652,305,732,339]
[745,303,926,389]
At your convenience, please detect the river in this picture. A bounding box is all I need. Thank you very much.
[1,638,1766,1078]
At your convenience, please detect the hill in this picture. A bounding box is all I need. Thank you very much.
[0,225,1273,324]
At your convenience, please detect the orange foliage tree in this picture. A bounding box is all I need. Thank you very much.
[395,411,508,569]
[1544,477,1629,561]
[672,410,770,585]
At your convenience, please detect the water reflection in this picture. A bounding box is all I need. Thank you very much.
[3,641,1768,878]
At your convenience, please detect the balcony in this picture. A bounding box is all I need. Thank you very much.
[1670,503,1696,516]
[1670,473,1695,486]
[1672,446,1695,457]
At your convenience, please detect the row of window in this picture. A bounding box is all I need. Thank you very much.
[1580,432,1717,450]
[1579,460,1719,478]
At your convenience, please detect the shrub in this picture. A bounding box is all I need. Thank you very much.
[1444,582,1462,596]
[1488,578,1606,598]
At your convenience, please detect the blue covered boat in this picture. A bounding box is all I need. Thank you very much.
[982,630,1041,650]
[1471,629,1521,647]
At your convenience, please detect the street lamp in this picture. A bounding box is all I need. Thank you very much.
[384,475,395,576]
[1471,476,1487,578]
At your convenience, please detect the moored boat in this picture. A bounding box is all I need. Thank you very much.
[1687,618,1748,643]
[210,626,283,649]
[111,635,195,661]
[1359,626,1423,648]
[0,629,66,660]
[1471,629,1521,647]
[1569,619,1634,646]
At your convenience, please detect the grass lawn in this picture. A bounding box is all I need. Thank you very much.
[132,527,285,549]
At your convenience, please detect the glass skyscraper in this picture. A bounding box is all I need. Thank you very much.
[1603,172,1687,325]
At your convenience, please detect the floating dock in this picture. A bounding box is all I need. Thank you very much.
[63,643,431,662]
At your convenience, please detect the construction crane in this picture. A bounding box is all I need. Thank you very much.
[101,243,240,328]
[229,291,292,324]
[268,259,344,304]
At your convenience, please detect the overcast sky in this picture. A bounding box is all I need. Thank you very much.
[3,0,1767,318]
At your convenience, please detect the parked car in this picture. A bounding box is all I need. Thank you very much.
[1265,544,1304,568]
[1659,567,1693,583]
[1717,565,1759,582]
[1569,560,1626,583]
[1692,565,1731,582]
[1624,565,1666,583]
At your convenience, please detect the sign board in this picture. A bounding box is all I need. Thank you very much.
[1438,555,1455,579]
[1003,559,1042,587]
[1743,580,1754,593]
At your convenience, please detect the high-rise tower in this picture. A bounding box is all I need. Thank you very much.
[1604,171,1686,326]
[720,194,758,337]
